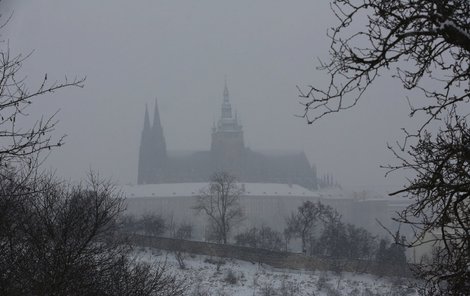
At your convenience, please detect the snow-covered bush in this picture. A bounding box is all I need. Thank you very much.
[224,269,238,285]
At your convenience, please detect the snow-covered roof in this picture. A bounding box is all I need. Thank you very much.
[317,188,392,201]
[255,149,305,156]
[318,188,349,199]
[122,183,319,198]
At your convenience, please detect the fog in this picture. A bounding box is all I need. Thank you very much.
[3,1,417,193]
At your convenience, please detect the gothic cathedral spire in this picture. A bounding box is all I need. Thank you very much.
[211,80,245,174]
[137,98,168,184]
[138,104,151,184]
[143,103,151,131]
[221,79,233,120]
[223,78,229,102]
[152,97,167,158]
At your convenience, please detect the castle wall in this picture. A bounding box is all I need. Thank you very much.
[124,188,396,243]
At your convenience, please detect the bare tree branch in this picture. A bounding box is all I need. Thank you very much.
[193,171,244,244]
[384,110,470,294]
[299,0,470,144]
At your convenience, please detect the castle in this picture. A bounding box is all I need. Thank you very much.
[138,82,318,189]
[131,84,406,240]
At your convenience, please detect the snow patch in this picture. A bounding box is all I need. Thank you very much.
[134,247,419,296]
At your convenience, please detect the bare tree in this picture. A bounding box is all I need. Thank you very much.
[0,46,84,170]
[299,0,470,140]
[286,201,338,254]
[104,258,186,296]
[0,18,183,295]
[234,225,284,251]
[175,222,193,240]
[387,112,470,294]
[0,171,185,296]
[173,222,193,270]
[141,212,167,237]
[314,220,378,261]
[298,1,470,294]
[194,171,244,244]
[0,18,84,206]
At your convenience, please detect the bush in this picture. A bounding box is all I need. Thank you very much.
[141,212,167,236]
[279,279,299,296]
[363,288,379,296]
[259,283,278,296]
[0,172,184,296]
[174,251,187,269]
[175,222,193,240]
[204,257,226,266]
[224,269,238,285]
[119,214,140,233]
[313,221,377,260]
[235,226,283,251]
[191,282,212,296]
[316,272,329,291]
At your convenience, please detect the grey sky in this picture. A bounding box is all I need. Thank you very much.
[3,1,418,193]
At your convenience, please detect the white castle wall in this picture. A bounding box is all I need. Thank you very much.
[123,183,402,241]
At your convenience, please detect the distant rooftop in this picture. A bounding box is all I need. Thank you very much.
[123,183,319,198]
[313,187,395,201]
[255,149,306,156]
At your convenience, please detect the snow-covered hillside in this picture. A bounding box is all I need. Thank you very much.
[136,248,418,296]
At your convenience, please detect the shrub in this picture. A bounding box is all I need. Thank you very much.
[235,226,283,251]
[259,283,278,296]
[224,269,237,285]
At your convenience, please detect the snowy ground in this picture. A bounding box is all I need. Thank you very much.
[135,247,419,296]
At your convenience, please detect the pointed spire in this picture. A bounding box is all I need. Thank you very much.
[138,104,151,184]
[143,104,150,132]
[151,97,167,157]
[223,77,229,102]
[153,97,163,131]
[221,78,232,119]
[138,98,167,185]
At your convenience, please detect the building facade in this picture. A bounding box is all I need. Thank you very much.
[138,83,318,189]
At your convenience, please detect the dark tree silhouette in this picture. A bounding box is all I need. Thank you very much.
[286,201,339,254]
[0,49,84,170]
[299,2,470,294]
[315,220,378,260]
[141,212,167,237]
[299,0,470,139]
[388,112,470,294]
[194,171,244,244]
[0,172,185,296]
[0,19,184,295]
[235,225,284,251]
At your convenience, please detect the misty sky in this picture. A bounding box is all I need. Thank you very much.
[2,1,421,193]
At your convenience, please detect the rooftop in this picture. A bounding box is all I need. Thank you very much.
[123,182,319,198]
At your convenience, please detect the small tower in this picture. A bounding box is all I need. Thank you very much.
[137,98,168,184]
[211,80,245,173]
[150,97,168,182]
[137,104,152,184]
[151,97,167,159]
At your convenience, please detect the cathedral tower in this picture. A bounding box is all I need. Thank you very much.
[138,104,152,184]
[151,97,167,160]
[150,97,167,182]
[137,98,167,184]
[211,81,245,173]
[136,84,317,189]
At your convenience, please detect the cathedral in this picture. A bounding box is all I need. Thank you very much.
[138,83,318,189]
